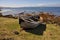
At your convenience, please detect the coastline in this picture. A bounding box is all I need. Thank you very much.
[1,7,60,16]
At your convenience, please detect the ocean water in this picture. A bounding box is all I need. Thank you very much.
[1,7,60,16]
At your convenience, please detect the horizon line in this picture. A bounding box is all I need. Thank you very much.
[0,6,60,8]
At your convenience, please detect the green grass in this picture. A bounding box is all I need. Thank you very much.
[0,17,60,40]
[0,17,20,31]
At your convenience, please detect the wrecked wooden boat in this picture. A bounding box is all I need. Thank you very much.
[19,13,44,29]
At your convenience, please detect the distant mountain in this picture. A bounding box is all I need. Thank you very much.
[0,6,60,9]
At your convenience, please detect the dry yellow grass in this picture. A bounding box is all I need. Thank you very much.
[0,17,60,40]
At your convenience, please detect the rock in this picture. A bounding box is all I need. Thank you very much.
[13,31,19,35]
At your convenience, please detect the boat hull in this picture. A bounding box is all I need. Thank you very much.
[20,22,40,29]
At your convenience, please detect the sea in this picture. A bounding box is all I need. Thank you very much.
[1,7,60,16]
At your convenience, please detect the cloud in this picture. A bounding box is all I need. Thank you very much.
[0,3,60,7]
[37,3,60,7]
[0,4,41,7]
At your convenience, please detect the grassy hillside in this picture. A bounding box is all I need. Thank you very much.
[0,17,60,40]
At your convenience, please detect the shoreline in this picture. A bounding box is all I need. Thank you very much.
[0,7,60,16]
[0,11,60,26]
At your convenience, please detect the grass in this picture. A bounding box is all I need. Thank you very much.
[0,17,60,40]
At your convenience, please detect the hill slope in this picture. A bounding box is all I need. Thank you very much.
[0,17,60,40]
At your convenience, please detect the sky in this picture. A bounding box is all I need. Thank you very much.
[0,0,60,7]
